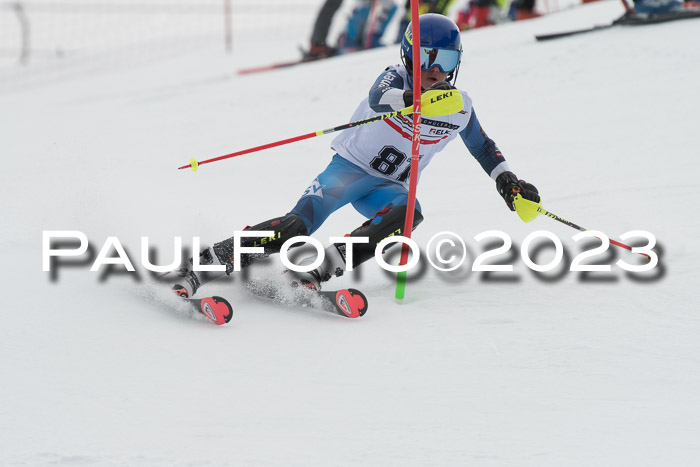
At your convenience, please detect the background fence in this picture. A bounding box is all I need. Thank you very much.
[1,0,583,68]
[0,0,326,66]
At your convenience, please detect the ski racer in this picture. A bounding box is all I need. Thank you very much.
[169,14,540,298]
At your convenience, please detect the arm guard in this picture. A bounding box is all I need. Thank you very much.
[459,109,510,179]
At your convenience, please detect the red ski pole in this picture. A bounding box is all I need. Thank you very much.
[512,195,653,259]
[179,89,463,171]
[178,108,413,171]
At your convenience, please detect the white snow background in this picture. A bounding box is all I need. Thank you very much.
[1,1,699,466]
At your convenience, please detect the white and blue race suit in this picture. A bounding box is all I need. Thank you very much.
[289,63,511,234]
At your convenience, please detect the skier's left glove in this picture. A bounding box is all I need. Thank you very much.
[403,81,455,107]
[495,171,540,211]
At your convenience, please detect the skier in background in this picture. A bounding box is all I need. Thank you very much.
[630,0,688,17]
[456,0,503,29]
[339,0,398,51]
[170,14,540,298]
[395,0,457,42]
[306,0,344,60]
[306,0,399,58]
[508,0,539,22]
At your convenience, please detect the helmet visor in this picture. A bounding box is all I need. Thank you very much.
[420,47,460,73]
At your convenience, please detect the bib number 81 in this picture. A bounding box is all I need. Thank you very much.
[370,146,411,182]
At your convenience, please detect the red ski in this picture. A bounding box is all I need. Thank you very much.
[246,282,369,319]
[237,59,309,75]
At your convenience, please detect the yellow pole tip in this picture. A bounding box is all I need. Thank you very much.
[189,158,199,172]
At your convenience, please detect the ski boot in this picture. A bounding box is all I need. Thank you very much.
[285,268,323,291]
[165,246,228,298]
[283,242,348,291]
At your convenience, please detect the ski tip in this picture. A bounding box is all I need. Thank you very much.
[199,296,233,325]
[334,288,368,318]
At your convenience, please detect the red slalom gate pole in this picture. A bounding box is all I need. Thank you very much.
[395,0,421,302]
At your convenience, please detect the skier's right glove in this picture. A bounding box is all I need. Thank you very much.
[495,171,540,211]
[403,81,455,107]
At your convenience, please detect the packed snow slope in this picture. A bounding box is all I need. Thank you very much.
[1,1,699,466]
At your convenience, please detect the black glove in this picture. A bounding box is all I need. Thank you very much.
[403,81,455,106]
[495,171,540,211]
[403,90,413,107]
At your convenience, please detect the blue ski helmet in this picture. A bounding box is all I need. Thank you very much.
[400,14,462,85]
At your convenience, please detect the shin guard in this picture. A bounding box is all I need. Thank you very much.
[339,205,423,270]
[212,214,309,273]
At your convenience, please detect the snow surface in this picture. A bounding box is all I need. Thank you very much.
[2,1,700,466]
